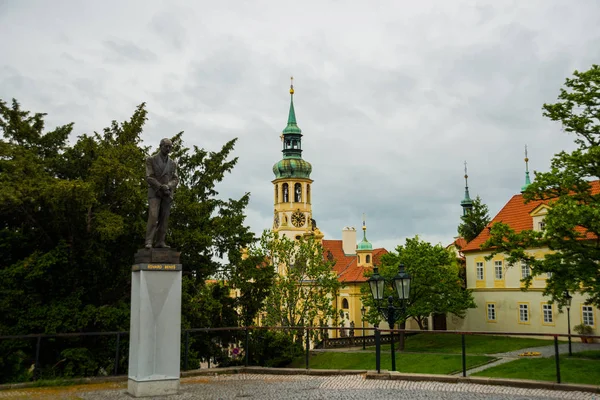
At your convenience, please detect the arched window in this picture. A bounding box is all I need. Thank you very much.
[366,255,371,263]
[282,183,289,202]
[294,183,302,202]
[275,184,278,203]
[357,255,361,264]
[342,298,349,309]
[307,184,311,203]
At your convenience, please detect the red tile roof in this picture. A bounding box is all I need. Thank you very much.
[462,180,600,252]
[447,237,467,250]
[322,239,388,283]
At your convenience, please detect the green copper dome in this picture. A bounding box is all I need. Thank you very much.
[357,223,372,251]
[357,238,373,251]
[273,80,312,179]
[272,158,312,179]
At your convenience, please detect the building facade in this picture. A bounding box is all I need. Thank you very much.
[269,82,424,337]
[454,180,599,336]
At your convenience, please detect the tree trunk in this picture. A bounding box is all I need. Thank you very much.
[416,317,424,330]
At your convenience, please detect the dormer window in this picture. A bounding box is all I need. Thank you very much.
[538,221,546,231]
[530,204,550,232]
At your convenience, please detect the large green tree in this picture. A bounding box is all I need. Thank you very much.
[0,99,256,381]
[258,231,341,342]
[228,248,275,328]
[361,236,476,330]
[483,65,600,307]
[457,196,491,243]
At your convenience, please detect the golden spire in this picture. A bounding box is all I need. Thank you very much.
[362,213,366,231]
[290,76,294,95]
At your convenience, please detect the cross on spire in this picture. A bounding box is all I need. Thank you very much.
[521,145,531,192]
[461,161,473,215]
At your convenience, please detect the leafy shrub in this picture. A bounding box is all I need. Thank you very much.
[247,330,303,368]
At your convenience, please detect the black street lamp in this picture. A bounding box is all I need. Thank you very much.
[368,264,412,372]
[360,305,366,350]
[564,291,573,356]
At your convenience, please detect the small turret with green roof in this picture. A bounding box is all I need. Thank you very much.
[521,145,531,193]
[357,216,373,251]
[460,161,473,216]
[272,78,312,179]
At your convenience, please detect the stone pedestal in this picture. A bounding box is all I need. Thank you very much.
[128,248,182,397]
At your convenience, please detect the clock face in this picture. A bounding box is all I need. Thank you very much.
[274,214,280,228]
[291,210,306,228]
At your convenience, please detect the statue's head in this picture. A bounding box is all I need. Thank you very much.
[159,138,173,156]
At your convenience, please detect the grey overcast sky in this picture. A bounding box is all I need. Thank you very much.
[1,0,599,251]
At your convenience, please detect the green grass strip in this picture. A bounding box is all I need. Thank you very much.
[291,352,493,375]
[367,334,564,354]
[472,357,600,386]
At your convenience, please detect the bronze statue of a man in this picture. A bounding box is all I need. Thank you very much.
[145,138,179,249]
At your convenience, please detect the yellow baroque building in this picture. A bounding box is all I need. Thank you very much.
[269,81,421,336]
[452,180,600,336]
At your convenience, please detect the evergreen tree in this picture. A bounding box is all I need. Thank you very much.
[0,99,256,381]
[484,65,600,307]
[457,196,490,243]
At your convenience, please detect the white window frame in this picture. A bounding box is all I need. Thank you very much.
[583,306,595,326]
[521,262,530,278]
[487,303,496,321]
[519,303,529,323]
[476,262,484,280]
[494,260,503,280]
[542,304,553,324]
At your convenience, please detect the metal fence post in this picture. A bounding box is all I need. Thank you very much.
[114,333,120,376]
[461,334,467,377]
[554,335,561,384]
[184,331,189,371]
[375,328,381,374]
[245,327,249,367]
[34,336,41,380]
[305,328,310,370]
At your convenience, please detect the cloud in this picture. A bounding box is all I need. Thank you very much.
[1,0,599,250]
[104,40,158,63]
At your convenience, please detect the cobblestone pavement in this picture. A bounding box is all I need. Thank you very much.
[3,374,593,400]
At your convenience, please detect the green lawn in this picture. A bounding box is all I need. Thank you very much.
[472,356,600,386]
[569,350,600,360]
[368,334,562,355]
[290,352,494,375]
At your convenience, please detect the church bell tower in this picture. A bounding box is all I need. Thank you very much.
[272,79,321,240]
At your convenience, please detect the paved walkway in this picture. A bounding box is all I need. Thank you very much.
[491,342,600,358]
[1,374,595,400]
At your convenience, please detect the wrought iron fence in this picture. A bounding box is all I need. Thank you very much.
[1,327,598,385]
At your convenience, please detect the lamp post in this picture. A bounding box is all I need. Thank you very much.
[564,291,572,356]
[368,263,411,372]
[360,305,366,350]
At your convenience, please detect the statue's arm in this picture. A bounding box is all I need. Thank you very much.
[145,157,162,190]
[168,161,179,191]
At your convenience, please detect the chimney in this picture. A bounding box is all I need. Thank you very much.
[342,227,357,255]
